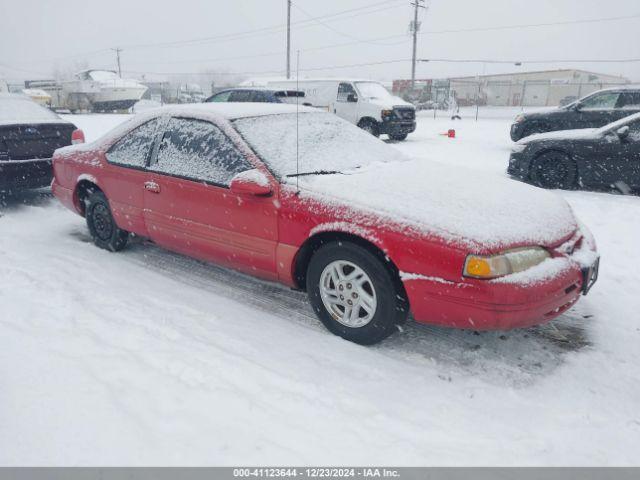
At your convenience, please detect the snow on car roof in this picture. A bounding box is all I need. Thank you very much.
[149,102,317,120]
[0,93,68,126]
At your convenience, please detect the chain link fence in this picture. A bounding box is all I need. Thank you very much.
[394,79,638,119]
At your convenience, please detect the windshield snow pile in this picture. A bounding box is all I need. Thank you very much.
[0,95,63,126]
[233,112,404,177]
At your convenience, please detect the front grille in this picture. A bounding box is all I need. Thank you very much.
[394,107,415,120]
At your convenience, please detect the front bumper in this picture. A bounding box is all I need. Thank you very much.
[380,119,416,136]
[0,158,53,192]
[403,236,599,330]
[510,122,525,141]
[507,151,531,180]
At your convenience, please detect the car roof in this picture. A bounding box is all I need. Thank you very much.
[214,87,302,93]
[0,93,68,126]
[159,102,316,120]
[585,86,640,95]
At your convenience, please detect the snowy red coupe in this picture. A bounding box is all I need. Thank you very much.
[52,104,599,345]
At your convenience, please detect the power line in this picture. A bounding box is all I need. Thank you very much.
[291,1,404,46]
[116,34,410,67]
[120,0,404,50]
[122,58,410,77]
[419,58,640,64]
[418,12,640,36]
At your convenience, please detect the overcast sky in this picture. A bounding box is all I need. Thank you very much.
[1,0,639,85]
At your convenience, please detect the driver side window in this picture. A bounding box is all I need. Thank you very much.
[151,118,251,186]
[580,92,620,111]
[337,83,356,103]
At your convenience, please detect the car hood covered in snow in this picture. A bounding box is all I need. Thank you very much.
[294,160,578,251]
[518,128,601,144]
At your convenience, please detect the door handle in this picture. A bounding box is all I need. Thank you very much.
[144,181,160,193]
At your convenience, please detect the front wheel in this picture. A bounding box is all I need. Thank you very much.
[530,151,577,190]
[85,191,129,251]
[389,133,408,141]
[306,241,408,345]
[358,119,380,137]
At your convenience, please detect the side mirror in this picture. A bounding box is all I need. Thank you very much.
[617,126,630,141]
[229,169,273,196]
[347,93,358,103]
[573,102,583,112]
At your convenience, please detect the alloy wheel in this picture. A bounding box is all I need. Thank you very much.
[319,260,377,328]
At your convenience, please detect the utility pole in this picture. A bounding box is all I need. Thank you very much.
[112,48,123,77]
[286,0,292,79]
[409,0,426,90]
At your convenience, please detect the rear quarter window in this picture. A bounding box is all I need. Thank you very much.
[106,118,161,168]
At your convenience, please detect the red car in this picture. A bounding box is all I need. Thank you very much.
[52,104,599,345]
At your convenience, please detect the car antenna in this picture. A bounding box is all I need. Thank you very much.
[295,50,300,195]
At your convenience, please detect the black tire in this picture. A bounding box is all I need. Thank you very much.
[306,241,408,345]
[530,151,577,190]
[358,119,380,137]
[389,133,408,141]
[85,191,129,251]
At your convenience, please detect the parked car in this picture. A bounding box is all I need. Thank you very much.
[510,87,640,141]
[0,93,83,193]
[508,112,640,191]
[266,79,416,141]
[52,103,598,345]
[206,87,306,105]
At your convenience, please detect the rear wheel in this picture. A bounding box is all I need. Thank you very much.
[530,151,577,190]
[306,241,408,345]
[85,191,129,251]
[358,119,380,137]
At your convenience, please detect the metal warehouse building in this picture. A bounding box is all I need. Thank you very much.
[394,69,631,107]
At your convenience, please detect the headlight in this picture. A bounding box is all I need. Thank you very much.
[463,247,550,279]
[514,114,526,123]
[381,109,394,119]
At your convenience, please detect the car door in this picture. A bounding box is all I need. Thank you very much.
[574,91,622,128]
[583,119,640,188]
[333,82,359,124]
[102,117,164,235]
[142,116,279,280]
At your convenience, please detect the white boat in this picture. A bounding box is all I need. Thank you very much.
[64,70,147,111]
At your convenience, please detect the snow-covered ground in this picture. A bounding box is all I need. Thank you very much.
[1,108,639,465]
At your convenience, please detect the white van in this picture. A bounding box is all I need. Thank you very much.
[266,78,416,141]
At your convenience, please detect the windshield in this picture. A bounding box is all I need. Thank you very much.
[233,112,404,178]
[0,96,61,124]
[88,70,118,81]
[355,82,394,100]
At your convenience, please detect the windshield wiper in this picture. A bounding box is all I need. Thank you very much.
[286,170,342,178]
